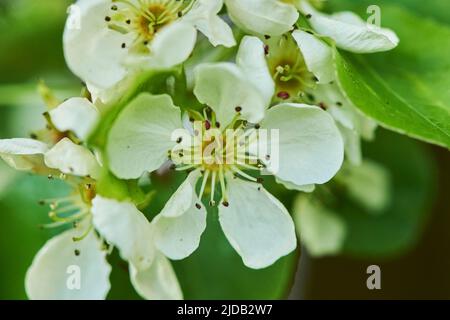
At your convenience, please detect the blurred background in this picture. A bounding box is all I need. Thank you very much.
[0,0,449,299]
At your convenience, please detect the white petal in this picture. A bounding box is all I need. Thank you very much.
[91,196,155,270]
[25,226,111,300]
[339,160,391,212]
[107,93,183,179]
[300,2,399,53]
[236,36,275,105]
[44,138,100,178]
[225,0,299,36]
[219,178,297,269]
[183,0,235,47]
[0,138,48,171]
[260,104,344,186]
[129,252,183,300]
[338,124,362,165]
[294,195,346,257]
[127,22,197,70]
[49,98,99,141]
[276,177,315,193]
[153,170,206,260]
[63,0,131,89]
[194,63,266,126]
[292,30,335,84]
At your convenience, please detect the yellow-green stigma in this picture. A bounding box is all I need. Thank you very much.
[265,35,318,102]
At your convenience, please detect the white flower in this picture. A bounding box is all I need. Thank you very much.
[25,191,182,300]
[106,62,344,269]
[239,34,377,165]
[225,0,399,53]
[64,0,236,94]
[0,98,101,177]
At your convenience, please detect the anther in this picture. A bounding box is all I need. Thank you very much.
[205,120,211,130]
[195,203,202,210]
[121,43,126,49]
[222,201,229,207]
[305,14,312,19]
[255,124,261,129]
[264,35,271,40]
[235,106,242,112]
[74,249,80,256]
[264,44,269,55]
[176,137,183,143]
[105,16,111,22]
[277,91,290,100]
[319,102,327,110]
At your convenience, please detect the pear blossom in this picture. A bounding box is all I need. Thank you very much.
[64,0,236,94]
[0,97,181,300]
[106,62,344,268]
[25,179,182,300]
[0,97,101,177]
[225,0,399,53]
[237,34,377,165]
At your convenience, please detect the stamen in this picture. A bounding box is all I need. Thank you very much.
[198,170,210,200]
[210,171,217,206]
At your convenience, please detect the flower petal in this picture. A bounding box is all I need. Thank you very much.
[300,2,399,53]
[183,0,235,47]
[107,93,183,179]
[292,30,335,84]
[25,226,111,300]
[260,103,344,186]
[153,170,206,260]
[44,138,100,178]
[276,177,315,193]
[129,252,183,300]
[0,138,48,171]
[127,22,197,70]
[219,178,297,269]
[236,36,275,105]
[194,63,266,126]
[225,0,298,36]
[91,196,155,270]
[49,98,99,141]
[293,195,346,257]
[63,0,131,89]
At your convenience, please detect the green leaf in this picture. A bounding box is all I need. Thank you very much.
[333,3,450,148]
[337,130,436,258]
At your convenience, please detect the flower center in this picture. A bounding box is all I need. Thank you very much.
[39,176,96,240]
[170,109,266,206]
[265,35,317,101]
[106,0,195,51]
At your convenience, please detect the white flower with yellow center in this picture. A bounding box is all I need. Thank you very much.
[25,179,182,300]
[238,33,377,165]
[225,0,399,53]
[0,98,181,300]
[106,62,344,268]
[64,0,235,93]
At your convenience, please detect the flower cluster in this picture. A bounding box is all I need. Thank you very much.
[0,0,398,299]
